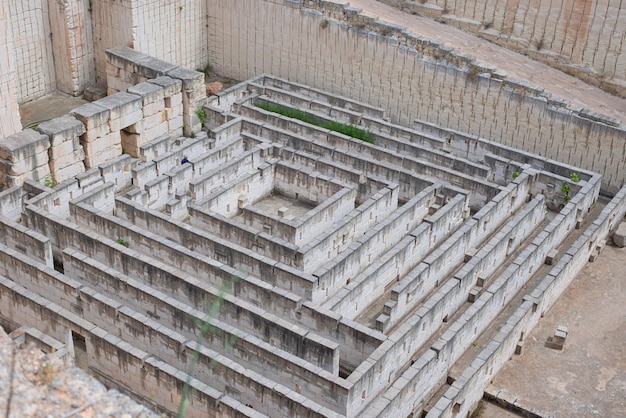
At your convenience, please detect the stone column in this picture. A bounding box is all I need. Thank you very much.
[37,115,86,183]
[47,0,96,96]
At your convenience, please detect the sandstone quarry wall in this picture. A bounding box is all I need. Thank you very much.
[207,0,626,194]
[380,0,626,97]
[7,0,57,103]
[0,7,22,138]
[92,0,210,84]
[47,0,96,96]
[3,0,209,102]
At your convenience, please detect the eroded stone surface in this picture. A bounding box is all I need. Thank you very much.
[0,328,157,418]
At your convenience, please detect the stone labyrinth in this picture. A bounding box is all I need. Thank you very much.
[1,66,625,418]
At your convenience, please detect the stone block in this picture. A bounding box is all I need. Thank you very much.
[149,76,183,100]
[464,247,478,262]
[169,115,184,131]
[109,110,143,132]
[468,286,481,303]
[167,93,183,108]
[0,164,50,189]
[82,131,121,155]
[127,81,165,107]
[53,162,86,183]
[613,222,626,247]
[545,248,558,265]
[166,103,184,120]
[49,137,82,160]
[95,92,142,122]
[141,111,168,131]
[142,101,166,117]
[143,121,169,142]
[106,46,146,69]
[37,115,86,147]
[545,336,564,350]
[0,130,50,163]
[83,84,107,102]
[589,239,606,262]
[476,275,486,287]
[106,46,177,81]
[71,102,110,130]
[105,74,134,96]
[554,330,567,342]
[166,67,205,96]
[80,123,111,143]
[0,150,50,176]
[84,145,123,169]
[137,55,179,79]
[50,149,86,171]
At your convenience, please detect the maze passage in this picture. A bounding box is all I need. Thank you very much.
[0,50,624,418]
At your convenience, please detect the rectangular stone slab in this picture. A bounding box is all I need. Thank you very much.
[0,129,50,163]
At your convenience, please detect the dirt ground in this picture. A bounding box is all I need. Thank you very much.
[19,92,87,129]
[482,241,626,418]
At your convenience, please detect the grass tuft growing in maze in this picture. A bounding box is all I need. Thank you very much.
[255,101,374,143]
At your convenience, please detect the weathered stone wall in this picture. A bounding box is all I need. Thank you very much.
[92,0,209,83]
[0,7,21,138]
[2,0,95,100]
[380,0,626,96]
[4,0,209,102]
[7,0,57,103]
[207,0,626,195]
[428,185,626,418]
[91,0,134,84]
[47,0,96,95]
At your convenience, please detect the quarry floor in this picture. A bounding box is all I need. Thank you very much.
[19,92,87,129]
[12,4,626,416]
[481,238,626,418]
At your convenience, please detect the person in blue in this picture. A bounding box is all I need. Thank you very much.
[181,157,189,164]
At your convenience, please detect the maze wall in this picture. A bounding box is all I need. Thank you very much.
[208,0,626,195]
[1,49,624,417]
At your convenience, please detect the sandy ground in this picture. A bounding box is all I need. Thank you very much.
[483,241,626,417]
[19,92,87,129]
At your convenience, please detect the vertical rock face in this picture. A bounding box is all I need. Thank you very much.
[374,0,626,96]
[0,327,158,417]
[47,0,97,96]
[0,6,22,138]
[5,0,56,103]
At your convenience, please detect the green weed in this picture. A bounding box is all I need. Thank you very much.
[255,102,374,143]
[195,108,207,127]
[115,238,130,247]
[44,173,57,188]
